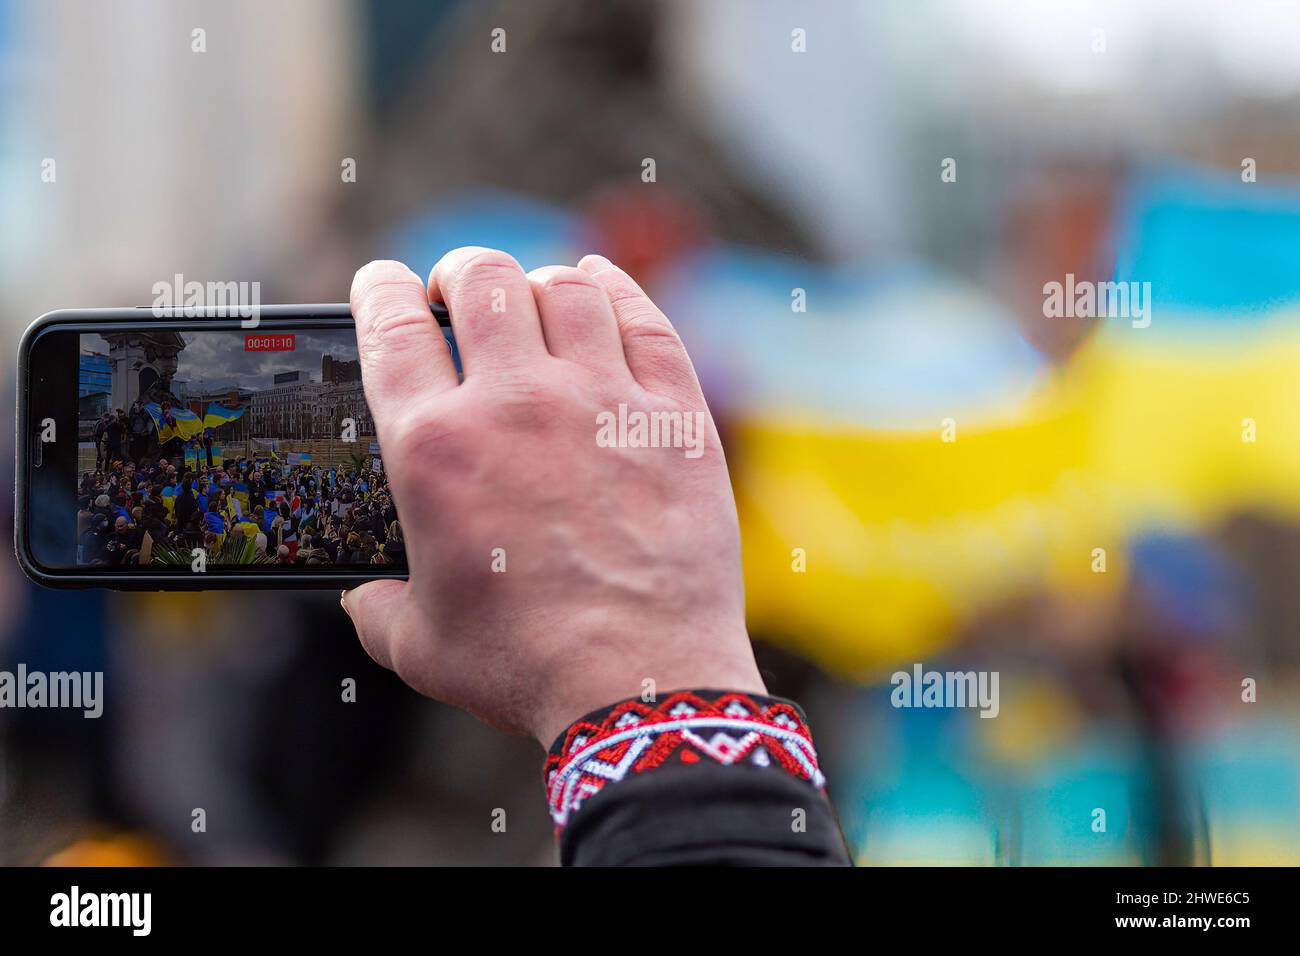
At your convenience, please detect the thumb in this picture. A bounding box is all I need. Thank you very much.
[341,579,407,672]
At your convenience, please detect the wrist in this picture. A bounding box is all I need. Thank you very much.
[532,630,766,746]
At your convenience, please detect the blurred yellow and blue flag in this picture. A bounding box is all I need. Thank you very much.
[725,169,1300,677]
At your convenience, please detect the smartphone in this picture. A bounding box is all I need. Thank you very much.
[15,303,452,589]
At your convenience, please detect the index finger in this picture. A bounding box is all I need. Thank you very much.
[350,260,459,421]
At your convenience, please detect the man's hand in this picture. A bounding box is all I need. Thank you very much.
[343,248,765,745]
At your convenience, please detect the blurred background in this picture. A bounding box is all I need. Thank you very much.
[2,0,1299,865]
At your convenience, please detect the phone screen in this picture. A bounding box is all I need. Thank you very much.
[22,318,406,581]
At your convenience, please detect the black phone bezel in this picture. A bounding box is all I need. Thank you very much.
[16,304,423,590]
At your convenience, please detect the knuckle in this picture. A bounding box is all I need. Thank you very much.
[620,306,679,342]
[356,300,435,355]
[639,347,697,390]
[604,286,678,339]
[384,399,460,457]
[483,373,565,429]
[352,260,417,302]
[447,248,523,292]
[537,266,599,293]
[353,265,434,354]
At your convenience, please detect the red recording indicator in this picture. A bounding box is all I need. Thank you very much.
[245,333,296,352]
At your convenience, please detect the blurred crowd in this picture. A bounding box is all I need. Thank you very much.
[2,0,1299,865]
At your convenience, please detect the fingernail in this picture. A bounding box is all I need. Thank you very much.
[340,590,351,617]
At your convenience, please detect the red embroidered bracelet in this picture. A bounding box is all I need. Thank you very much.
[544,689,826,829]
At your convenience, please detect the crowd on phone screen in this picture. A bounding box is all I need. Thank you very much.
[78,406,402,568]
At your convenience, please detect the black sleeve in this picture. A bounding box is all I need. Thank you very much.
[544,689,851,867]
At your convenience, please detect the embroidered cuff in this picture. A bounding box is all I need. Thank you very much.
[544,689,826,830]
